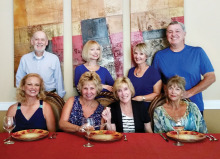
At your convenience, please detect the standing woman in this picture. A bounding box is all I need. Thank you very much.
[74,40,114,92]
[7,73,55,132]
[102,77,152,133]
[128,42,162,108]
[59,72,105,132]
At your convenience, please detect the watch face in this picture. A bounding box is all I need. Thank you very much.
[142,96,146,101]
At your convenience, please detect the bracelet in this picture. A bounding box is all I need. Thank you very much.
[142,96,146,101]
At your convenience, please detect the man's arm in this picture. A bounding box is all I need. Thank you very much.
[15,57,27,87]
[184,72,216,98]
[54,58,66,98]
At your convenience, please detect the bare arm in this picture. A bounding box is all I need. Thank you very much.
[59,97,83,132]
[6,103,18,117]
[132,80,162,102]
[184,72,216,98]
[102,84,113,92]
[144,123,153,133]
[43,102,56,132]
[102,107,116,131]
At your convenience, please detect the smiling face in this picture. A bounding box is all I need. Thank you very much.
[166,24,186,48]
[88,44,101,61]
[167,84,184,102]
[133,48,147,65]
[31,31,48,55]
[81,81,97,101]
[23,77,41,97]
[117,83,132,104]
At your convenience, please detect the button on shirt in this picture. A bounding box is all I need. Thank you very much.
[16,51,66,98]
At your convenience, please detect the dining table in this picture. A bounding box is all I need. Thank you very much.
[0,132,219,159]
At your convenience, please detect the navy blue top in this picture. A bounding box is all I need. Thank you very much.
[13,100,47,132]
[74,64,114,92]
[128,66,161,108]
[68,96,104,130]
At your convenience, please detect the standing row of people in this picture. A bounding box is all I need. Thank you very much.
[9,21,215,134]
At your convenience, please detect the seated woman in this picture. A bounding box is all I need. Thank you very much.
[128,42,162,108]
[102,77,152,133]
[7,73,55,132]
[74,40,114,92]
[59,72,104,132]
[153,75,208,133]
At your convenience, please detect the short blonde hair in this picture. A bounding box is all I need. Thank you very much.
[113,77,135,100]
[133,42,151,58]
[82,40,102,62]
[16,73,46,103]
[167,75,186,92]
[77,72,102,95]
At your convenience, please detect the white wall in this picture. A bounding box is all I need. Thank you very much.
[0,0,219,106]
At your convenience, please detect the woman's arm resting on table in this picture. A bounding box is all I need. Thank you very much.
[59,97,82,132]
[43,102,56,132]
[144,122,153,133]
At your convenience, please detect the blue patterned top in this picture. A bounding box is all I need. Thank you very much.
[68,96,104,130]
[153,100,208,133]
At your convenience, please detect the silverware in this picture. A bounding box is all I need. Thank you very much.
[206,135,213,141]
[160,133,169,142]
[210,135,218,141]
[124,135,128,141]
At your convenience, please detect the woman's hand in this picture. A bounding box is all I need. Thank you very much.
[102,107,111,122]
[102,84,113,92]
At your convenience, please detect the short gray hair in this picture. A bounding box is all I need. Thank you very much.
[168,21,186,32]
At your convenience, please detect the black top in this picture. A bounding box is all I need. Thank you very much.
[109,100,150,133]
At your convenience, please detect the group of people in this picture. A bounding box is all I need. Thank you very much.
[7,21,215,134]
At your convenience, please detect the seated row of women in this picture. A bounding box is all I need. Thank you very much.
[7,71,207,134]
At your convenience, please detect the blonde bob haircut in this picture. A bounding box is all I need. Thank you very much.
[77,71,102,95]
[16,73,46,103]
[113,77,135,100]
[133,42,151,58]
[82,40,102,62]
[166,75,186,92]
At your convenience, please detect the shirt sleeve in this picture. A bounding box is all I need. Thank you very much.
[54,57,66,98]
[199,47,214,75]
[16,56,27,87]
[153,107,164,133]
[74,66,81,87]
[104,68,114,86]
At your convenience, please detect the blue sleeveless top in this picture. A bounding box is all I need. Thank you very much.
[68,96,104,130]
[13,100,47,132]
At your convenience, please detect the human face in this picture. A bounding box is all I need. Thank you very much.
[88,45,100,61]
[117,83,132,104]
[133,48,147,65]
[81,81,97,101]
[23,77,41,97]
[167,84,183,102]
[166,24,186,47]
[31,31,48,54]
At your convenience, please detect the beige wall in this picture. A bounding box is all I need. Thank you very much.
[0,0,219,132]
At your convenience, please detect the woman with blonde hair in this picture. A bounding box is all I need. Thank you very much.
[74,40,114,92]
[102,77,152,133]
[59,71,105,132]
[128,42,162,108]
[7,73,55,132]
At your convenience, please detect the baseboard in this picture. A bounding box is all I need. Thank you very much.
[0,100,220,111]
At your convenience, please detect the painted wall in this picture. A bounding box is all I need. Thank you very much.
[0,0,219,132]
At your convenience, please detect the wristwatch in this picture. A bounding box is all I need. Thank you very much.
[142,96,146,101]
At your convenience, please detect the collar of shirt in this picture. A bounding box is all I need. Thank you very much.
[32,51,47,60]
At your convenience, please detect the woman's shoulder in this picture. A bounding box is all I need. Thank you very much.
[7,103,18,116]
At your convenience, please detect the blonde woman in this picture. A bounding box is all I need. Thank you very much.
[7,73,55,132]
[102,77,152,133]
[74,40,114,92]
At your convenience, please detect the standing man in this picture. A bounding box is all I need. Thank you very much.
[152,21,215,114]
[16,31,66,98]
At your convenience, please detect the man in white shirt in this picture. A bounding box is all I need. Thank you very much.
[16,31,66,98]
